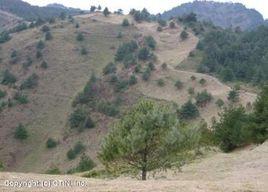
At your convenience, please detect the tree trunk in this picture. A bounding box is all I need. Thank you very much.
[141,167,147,180]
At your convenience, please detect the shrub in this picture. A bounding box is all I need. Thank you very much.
[158,19,167,27]
[96,101,119,117]
[123,54,137,68]
[36,50,42,59]
[22,56,32,70]
[84,116,95,129]
[14,92,29,104]
[49,17,56,24]
[129,75,137,85]
[117,32,123,38]
[122,19,130,27]
[76,32,84,41]
[46,167,61,175]
[67,142,85,160]
[75,155,95,172]
[115,41,138,61]
[188,87,195,95]
[0,31,11,44]
[134,64,142,73]
[138,47,150,60]
[103,62,116,75]
[199,78,206,86]
[157,79,165,87]
[213,107,252,152]
[36,40,45,50]
[144,36,156,50]
[45,32,52,40]
[75,23,80,28]
[195,90,213,107]
[46,138,57,149]
[14,124,28,140]
[228,89,239,103]
[109,74,118,84]
[41,61,48,69]
[0,89,7,99]
[69,108,86,129]
[10,50,17,58]
[20,74,39,90]
[80,47,88,55]
[1,70,17,85]
[169,21,175,28]
[191,75,196,81]
[157,26,163,32]
[180,30,189,40]
[179,100,199,120]
[161,63,167,70]
[142,68,151,81]
[103,7,110,17]
[115,79,129,92]
[216,99,224,108]
[41,25,50,33]
[175,80,183,89]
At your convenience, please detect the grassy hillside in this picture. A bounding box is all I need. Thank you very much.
[0,12,257,175]
[0,10,22,32]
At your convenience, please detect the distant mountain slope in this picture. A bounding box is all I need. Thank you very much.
[0,0,82,21]
[161,1,264,30]
[0,10,22,32]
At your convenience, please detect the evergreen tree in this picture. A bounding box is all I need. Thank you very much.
[103,7,110,17]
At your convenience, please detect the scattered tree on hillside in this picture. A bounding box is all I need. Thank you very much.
[103,62,116,75]
[76,32,84,41]
[45,32,53,40]
[14,124,28,140]
[144,36,156,50]
[138,47,150,60]
[158,19,167,27]
[180,30,189,40]
[122,18,130,27]
[103,7,110,17]
[99,100,200,180]
[195,90,213,107]
[90,6,96,12]
[36,40,45,50]
[228,89,239,103]
[20,73,39,90]
[1,70,17,85]
[175,80,183,89]
[215,98,224,108]
[179,100,199,120]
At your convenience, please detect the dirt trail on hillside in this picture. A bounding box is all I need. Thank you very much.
[1,141,267,192]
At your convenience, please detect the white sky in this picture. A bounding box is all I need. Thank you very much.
[23,0,268,19]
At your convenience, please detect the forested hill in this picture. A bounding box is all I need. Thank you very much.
[161,1,264,30]
[0,0,82,21]
[197,25,268,84]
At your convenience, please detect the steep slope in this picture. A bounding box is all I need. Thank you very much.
[0,10,22,32]
[161,1,264,30]
[1,141,267,191]
[0,0,81,21]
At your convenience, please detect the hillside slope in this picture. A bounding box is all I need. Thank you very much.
[1,141,267,191]
[0,10,22,32]
[161,1,264,30]
[0,12,257,174]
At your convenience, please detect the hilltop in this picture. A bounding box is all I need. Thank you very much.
[161,1,264,30]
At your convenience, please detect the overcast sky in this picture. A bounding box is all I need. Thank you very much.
[23,0,268,19]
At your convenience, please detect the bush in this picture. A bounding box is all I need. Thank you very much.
[195,90,213,107]
[179,100,199,120]
[191,75,196,81]
[129,75,137,85]
[115,79,129,92]
[41,25,50,33]
[157,26,163,32]
[169,21,175,28]
[142,68,151,81]
[199,78,206,86]
[22,56,33,70]
[0,89,7,99]
[10,50,17,58]
[96,101,119,117]
[138,47,150,60]
[67,142,85,160]
[46,138,57,149]
[115,41,138,61]
[20,74,39,90]
[135,64,142,73]
[216,99,224,108]
[123,54,137,68]
[228,89,239,103]
[188,87,195,95]
[161,63,167,70]
[180,30,189,40]
[76,32,84,41]
[41,61,48,69]
[144,36,156,50]
[109,74,118,84]
[175,80,183,89]
[1,70,17,85]
[103,7,110,17]
[122,19,130,27]
[36,40,45,50]
[69,108,86,129]
[102,62,116,75]
[157,79,165,87]
[158,19,167,27]
[0,31,11,44]
[45,31,53,40]
[14,124,28,140]
[80,47,88,55]
[213,107,252,152]
[46,167,61,175]
[74,155,95,172]
[117,32,123,38]
[14,92,29,104]
[36,50,42,59]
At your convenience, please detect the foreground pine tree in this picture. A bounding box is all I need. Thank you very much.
[99,100,200,180]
